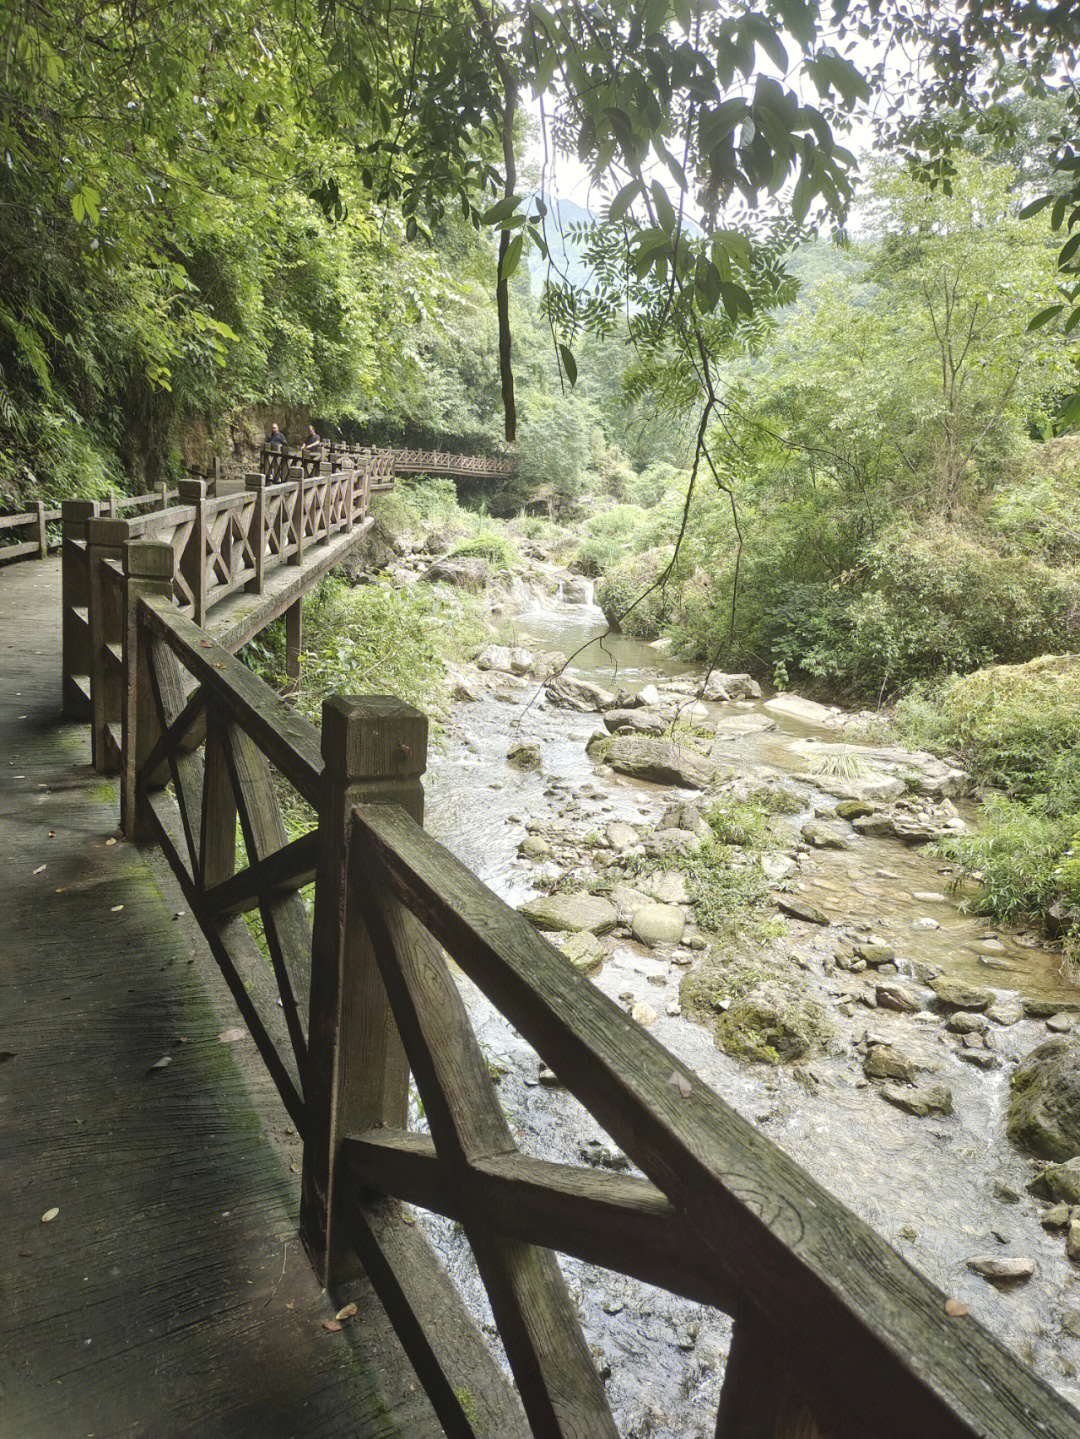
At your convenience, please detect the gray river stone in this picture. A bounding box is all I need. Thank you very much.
[864,1044,917,1083]
[776,894,831,926]
[1008,1037,1080,1161]
[519,892,618,935]
[1027,1158,1080,1205]
[631,903,686,948]
[931,976,993,1011]
[559,931,606,974]
[546,674,616,711]
[507,741,542,770]
[419,555,490,590]
[594,735,720,789]
[801,820,852,850]
[478,643,533,674]
[880,1082,953,1117]
[966,1255,1035,1284]
[603,708,667,737]
[605,821,640,852]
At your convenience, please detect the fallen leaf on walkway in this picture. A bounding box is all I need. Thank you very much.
[200,639,213,648]
[48,831,55,838]
[945,1299,968,1318]
[105,837,116,846]
[148,1056,172,1071]
[322,1319,342,1332]
[335,1303,357,1322]
[218,1028,246,1043]
[41,1208,59,1223]
[54,887,67,894]
[285,1301,295,1311]
[216,662,227,670]
[668,1070,692,1098]
[33,864,46,874]
[111,904,123,912]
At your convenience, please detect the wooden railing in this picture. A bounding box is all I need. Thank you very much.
[1,485,176,565]
[77,528,1078,1438]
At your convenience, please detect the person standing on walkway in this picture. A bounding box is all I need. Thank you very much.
[266,423,287,451]
[301,424,321,455]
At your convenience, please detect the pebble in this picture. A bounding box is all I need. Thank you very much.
[538,1066,560,1087]
[1047,1013,1073,1034]
[965,1255,1034,1284]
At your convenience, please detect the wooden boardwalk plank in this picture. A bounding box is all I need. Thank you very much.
[0,558,447,1439]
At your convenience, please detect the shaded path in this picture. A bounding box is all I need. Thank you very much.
[0,558,441,1438]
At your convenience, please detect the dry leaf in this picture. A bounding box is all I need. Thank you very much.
[285,1301,295,1311]
[322,1319,342,1333]
[33,864,46,874]
[216,662,227,669]
[200,639,213,648]
[41,1207,59,1223]
[944,1299,968,1318]
[218,1028,246,1043]
[105,837,116,846]
[54,887,67,894]
[335,1303,357,1322]
[149,1056,172,1071]
[668,1070,692,1098]
[111,904,124,913]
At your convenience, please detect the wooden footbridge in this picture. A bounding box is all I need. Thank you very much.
[1,448,1077,1438]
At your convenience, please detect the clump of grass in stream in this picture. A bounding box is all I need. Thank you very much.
[807,747,869,781]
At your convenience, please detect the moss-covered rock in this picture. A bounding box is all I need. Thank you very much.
[1007,1037,1080,1161]
[714,982,833,1065]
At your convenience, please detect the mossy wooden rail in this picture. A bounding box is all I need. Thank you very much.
[66,521,1080,1434]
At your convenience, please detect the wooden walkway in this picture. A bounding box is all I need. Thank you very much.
[0,557,443,1438]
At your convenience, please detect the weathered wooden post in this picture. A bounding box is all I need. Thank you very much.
[344,461,355,532]
[301,695,427,1286]
[120,540,175,839]
[61,499,100,719]
[245,472,266,593]
[86,515,131,772]
[34,500,47,560]
[177,479,207,625]
[289,463,305,566]
[107,491,118,518]
[159,481,169,511]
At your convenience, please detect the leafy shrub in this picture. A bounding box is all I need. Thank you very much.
[449,527,519,570]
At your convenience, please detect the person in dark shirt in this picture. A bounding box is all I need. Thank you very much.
[301,425,321,454]
[265,423,286,450]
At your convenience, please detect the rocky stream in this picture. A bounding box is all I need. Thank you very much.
[385,549,1080,1434]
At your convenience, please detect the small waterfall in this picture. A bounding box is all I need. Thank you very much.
[558,575,594,606]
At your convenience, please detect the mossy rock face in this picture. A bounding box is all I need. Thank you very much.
[714,983,832,1065]
[1008,1037,1080,1161]
[679,957,765,1020]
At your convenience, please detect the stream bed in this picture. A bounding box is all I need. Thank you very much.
[410,581,1080,1432]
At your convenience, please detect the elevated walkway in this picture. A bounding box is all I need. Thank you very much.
[0,558,446,1437]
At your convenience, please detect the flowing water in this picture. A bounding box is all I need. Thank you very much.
[415,586,1080,1432]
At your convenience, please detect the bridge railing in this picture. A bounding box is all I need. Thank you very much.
[89,534,1080,1439]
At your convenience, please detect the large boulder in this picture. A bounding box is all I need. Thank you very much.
[590,735,719,789]
[546,675,616,712]
[715,983,832,1064]
[1027,1157,1080,1204]
[631,903,686,947]
[478,644,533,675]
[930,976,993,1011]
[419,556,490,591]
[702,672,762,701]
[560,576,593,605]
[1008,1037,1080,1161]
[518,892,618,935]
[603,708,667,737]
[853,797,966,844]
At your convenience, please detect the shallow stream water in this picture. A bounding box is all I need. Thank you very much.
[415,587,1080,1432]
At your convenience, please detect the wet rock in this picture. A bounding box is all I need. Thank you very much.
[864,1044,917,1083]
[946,1012,989,1034]
[531,651,567,682]
[880,1082,953,1117]
[1068,1219,1080,1264]
[959,1050,999,1070]
[593,735,720,789]
[1008,1037,1080,1161]
[876,982,922,1014]
[637,683,662,707]
[1027,1158,1080,1204]
[854,941,895,967]
[561,576,592,604]
[630,1002,659,1025]
[1040,1203,1071,1229]
[775,895,831,926]
[853,797,966,844]
[610,885,652,924]
[764,694,838,725]
[579,1141,629,1171]
[702,671,761,701]
[659,800,711,838]
[912,890,947,904]
[605,821,639,852]
[965,1255,1034,1284]
[760,853,796,884]
[631,903,686,948]
[559,932,605,974]
[987,998,1022,1027]
[547,674,616,712]
[478,643,533,674]
[714,713,776,736]
[419,555,490,590]
[930,976,992,1011]
[1047,1013,1074,1034]
[519,893,617,935]
[992,1182,1021,1203]
[1064,1311,1080,1339]
[603,708,667,737]
[912,917,941,931]
[801,821,852,850]
[836,798,878,820]
[807,772,907,806]
[507,741,542,771]
[448,671,481,702]
[1022,997,1080,1018]
[518,835,551,860]
[715,983,833,1064]
[538,1065,560,1087]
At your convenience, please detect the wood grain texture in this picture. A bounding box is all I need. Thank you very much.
[352,801,1080,1439]
[0,555,445,1439]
